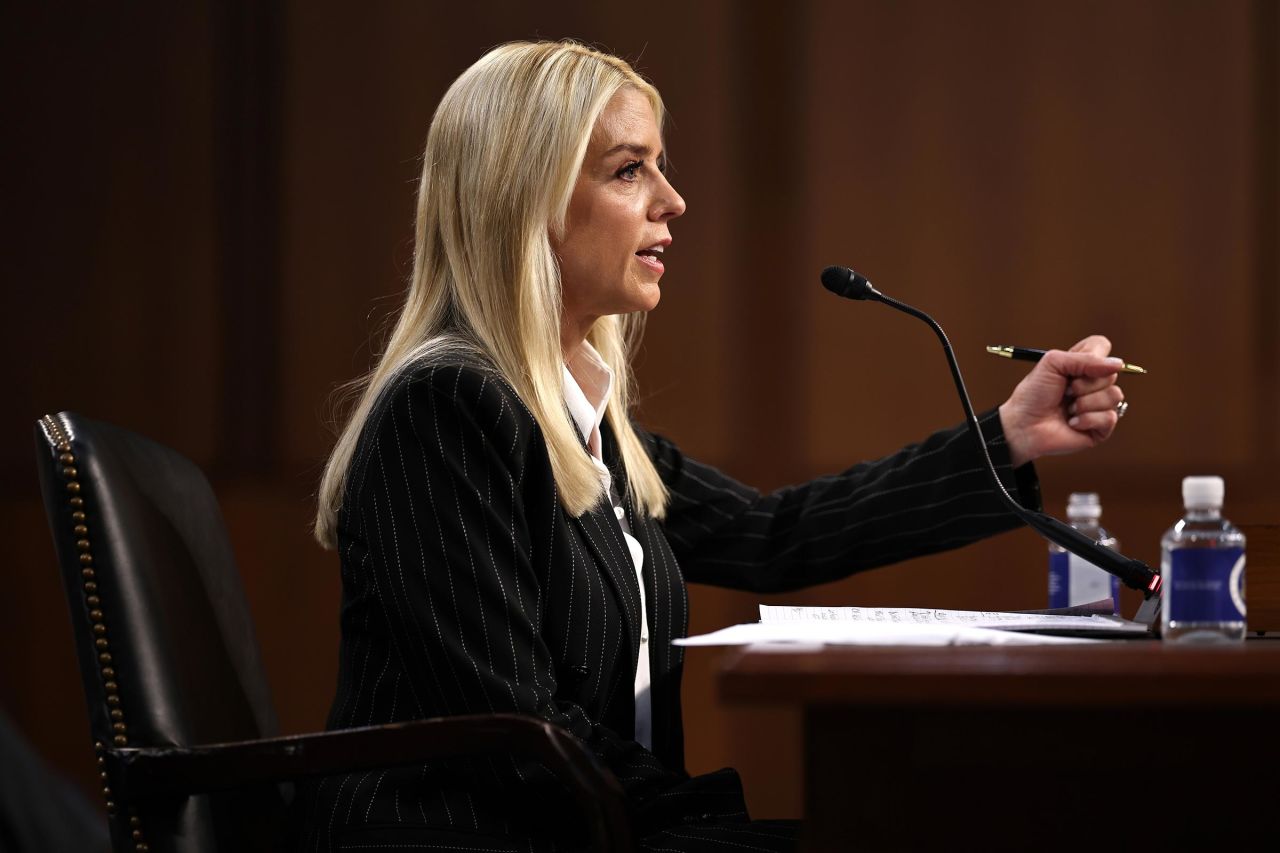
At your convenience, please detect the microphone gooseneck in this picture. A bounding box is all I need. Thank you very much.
[821,265,1162,600]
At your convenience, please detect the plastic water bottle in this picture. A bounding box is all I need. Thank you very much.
[1048,492,1120,612]
[1161,476,1247,643]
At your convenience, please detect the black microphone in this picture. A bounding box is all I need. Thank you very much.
[821,265,1163,611]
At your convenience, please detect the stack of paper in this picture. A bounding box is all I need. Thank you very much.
[672,603,1148,648]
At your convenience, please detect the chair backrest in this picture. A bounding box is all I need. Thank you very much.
[35,412,284,853]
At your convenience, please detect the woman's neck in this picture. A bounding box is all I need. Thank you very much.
[560,313,597,364]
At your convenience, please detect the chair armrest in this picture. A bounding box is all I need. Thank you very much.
[107,713,634,853]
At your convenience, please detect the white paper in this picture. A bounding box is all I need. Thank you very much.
[673,620,1101,648]
[757,604,1146,635]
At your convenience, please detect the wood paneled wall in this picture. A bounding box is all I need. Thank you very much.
[3,0,1276,822]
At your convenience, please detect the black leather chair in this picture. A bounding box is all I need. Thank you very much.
[35,411,633,853]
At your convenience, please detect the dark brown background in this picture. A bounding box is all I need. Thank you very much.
[4,0,1277,821]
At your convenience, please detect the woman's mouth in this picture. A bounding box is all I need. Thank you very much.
[635,244,666,274]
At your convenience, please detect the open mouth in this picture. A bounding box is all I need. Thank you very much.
[635,244,666,272]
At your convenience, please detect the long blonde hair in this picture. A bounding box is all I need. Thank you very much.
[314,40,669,548]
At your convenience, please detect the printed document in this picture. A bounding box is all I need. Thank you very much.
[673,603,1147,648]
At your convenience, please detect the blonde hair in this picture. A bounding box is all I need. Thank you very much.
[314,40,669,548]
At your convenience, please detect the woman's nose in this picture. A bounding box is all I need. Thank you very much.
[651,175,686,221]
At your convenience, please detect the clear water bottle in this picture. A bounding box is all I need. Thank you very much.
[1161,476,1247,643]
[1048,492,1120,612]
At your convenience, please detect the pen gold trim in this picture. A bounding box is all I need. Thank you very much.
[985,345,1148,375]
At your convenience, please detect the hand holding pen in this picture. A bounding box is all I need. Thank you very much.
[993,335,1137,467]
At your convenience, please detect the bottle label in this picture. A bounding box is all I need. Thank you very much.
[1168,548,1246,622]
[1048,552,1068,608]
[1050,553,1120,611]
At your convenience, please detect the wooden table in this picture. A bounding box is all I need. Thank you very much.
[719,641,1280,850]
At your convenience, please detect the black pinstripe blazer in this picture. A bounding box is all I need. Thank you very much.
[299,357,1039,851]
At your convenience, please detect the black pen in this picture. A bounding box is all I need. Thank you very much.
[985,345,1148,375]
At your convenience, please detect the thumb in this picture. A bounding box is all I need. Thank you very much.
[1041,349,1124,379]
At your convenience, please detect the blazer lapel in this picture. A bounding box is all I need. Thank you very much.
[598,420,689,769]
[572,505,642,661]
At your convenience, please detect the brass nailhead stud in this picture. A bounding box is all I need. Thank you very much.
[72,511,86,522]
[92,623,107,636]
[70,496,84,507]
[59,453,74,464]
[110,710,123,721]
[97,757,105,767]
[99,653,112,664]
[74,524,88,536]
[112,723,126,734]
[112,735,126,747]
[102,787,111,797]
[89,609,104,621]
[56,441,71,452]
[76,538,91,551]
[129,817,140,828]
[82,569,96,580]
[66,482,81,494]
[84,582,97,593]
[103,680,118,691]
[94,639,108,650]
[100,771,109,782]
[106,695,120,706]
[79,553,93,565]
[63,467,78,478]
[137,844,149,852]
[87,595,101,607]
[101,667,115,679]
[132,830,143,840]
[105,801,115,812]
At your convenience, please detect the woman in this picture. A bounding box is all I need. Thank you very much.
[300,40,1127,851]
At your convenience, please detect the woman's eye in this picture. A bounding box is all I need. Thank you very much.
[617,161,643,182]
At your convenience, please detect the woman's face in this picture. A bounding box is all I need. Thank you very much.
[554,87,686,346]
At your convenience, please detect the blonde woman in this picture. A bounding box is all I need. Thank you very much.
[301,40,1128,852]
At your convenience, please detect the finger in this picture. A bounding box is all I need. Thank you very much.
[1069,373,1119,398]
[1068,385,1124,416]
[1067,408,1118,440]
[1067,335,1113,358]
[1042,349,1124,380]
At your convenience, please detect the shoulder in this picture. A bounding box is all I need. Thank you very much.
[377,354,549,470]
[402,358,529,421]
[346,357,542,502]
[371,355,532,430]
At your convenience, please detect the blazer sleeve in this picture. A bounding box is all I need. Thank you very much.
[343,363,680,800]
[645,408,1042,593]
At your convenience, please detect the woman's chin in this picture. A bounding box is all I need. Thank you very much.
[633,284,661,313]
[609,279,661,315]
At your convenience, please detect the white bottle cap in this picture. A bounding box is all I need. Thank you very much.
[1066,492,1102,520]
[1182,476,1225,509]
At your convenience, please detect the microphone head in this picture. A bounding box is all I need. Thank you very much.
[821,265,877,300]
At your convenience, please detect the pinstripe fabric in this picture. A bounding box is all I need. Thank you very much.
[296,358,1039,851]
